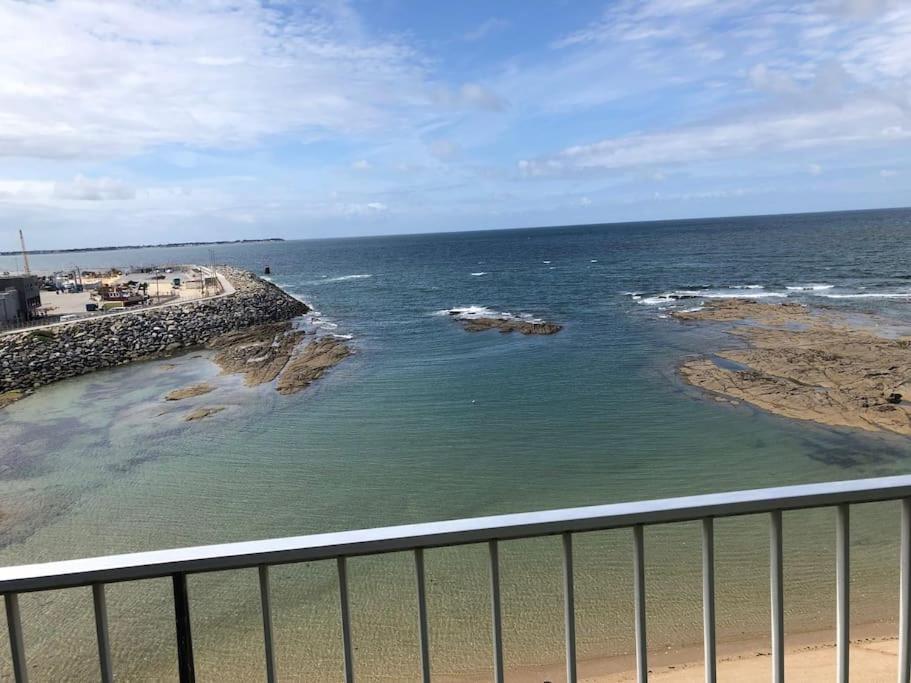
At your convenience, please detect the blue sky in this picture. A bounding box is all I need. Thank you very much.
[0,0,909,248]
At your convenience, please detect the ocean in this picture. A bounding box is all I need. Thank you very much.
[2,207,911,680]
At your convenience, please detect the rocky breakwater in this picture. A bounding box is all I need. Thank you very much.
[673,299,911,435]
[0,267,309,401]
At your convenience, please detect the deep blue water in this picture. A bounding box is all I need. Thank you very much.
[2,207,911,680]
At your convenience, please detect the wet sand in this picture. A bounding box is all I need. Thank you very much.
[490,623,899,683]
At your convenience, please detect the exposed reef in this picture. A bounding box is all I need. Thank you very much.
[164,384,214,401]
[674,299,911,435]
[443,306,562,335]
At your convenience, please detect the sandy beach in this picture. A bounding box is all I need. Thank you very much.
[477,623,901,683]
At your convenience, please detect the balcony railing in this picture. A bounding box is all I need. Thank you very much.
[3,474,911,682]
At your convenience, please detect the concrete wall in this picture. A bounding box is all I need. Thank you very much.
[0,267,308,392]
[0,289,20,325]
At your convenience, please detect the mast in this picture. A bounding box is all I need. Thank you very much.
[18,229,30,275]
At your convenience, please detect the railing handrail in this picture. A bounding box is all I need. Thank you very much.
[3,474,911,595]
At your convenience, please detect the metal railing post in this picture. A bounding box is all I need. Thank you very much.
[633,525,647,683]
[770,511,784,683]
[488,540,504,683]
[702,518,716,683]
[337,558,354,683]
[92,584,113,683]
[562,533,577,683]
[836,505,849,683]
[172,573,195,683]
[258,566,277,683]
[900,499,911,682]
[414,549,431,683]
[4,593,28,683]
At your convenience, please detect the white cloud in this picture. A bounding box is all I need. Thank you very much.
[351,160,371,170]
[429,140,460,161]
[808,163,824,175]
[518,101,908,176]
[432,83,507,112]
[54,175,135,201]
[0,175,134,202]
[0,0,428,159]
[463,18,510,42]
[578,196,593,206]
[880,168,898,176]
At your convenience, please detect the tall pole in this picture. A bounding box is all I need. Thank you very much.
[18,230,30,275]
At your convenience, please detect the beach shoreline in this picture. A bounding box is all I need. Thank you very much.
[455,621,898,682]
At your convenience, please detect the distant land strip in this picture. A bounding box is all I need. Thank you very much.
[0,238,284,256]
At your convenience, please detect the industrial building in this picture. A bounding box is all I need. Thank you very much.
[0,275,41,324]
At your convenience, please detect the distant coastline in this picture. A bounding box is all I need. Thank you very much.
[0,238,284,256]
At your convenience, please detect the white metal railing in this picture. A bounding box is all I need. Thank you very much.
[3,475,911,682]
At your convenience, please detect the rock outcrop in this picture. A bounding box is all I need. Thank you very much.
[164,383,214,401]
[675,299,911,435]
[457,317,563,335]
[276,336,353,394]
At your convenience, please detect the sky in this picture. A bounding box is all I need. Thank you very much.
[0,0,909,249]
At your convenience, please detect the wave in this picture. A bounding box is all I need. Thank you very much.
[470,272,488,276]
[542,260,551,264]
[435,305,545,323]
[632,288,787,305]
[309,274,373,284]
[786,284,834,291]
[817,291,911,299]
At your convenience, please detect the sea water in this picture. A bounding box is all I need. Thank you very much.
[2,208,911,680]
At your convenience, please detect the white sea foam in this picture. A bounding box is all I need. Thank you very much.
[818,291,911,299]
[786,284,834,291]
[590,259,598,263]
[634,288,787,305]
[542,260,551,264]
[311,274,373,284]
[435,305,544,323]
[332,334,354,340]
[470,272,488,276]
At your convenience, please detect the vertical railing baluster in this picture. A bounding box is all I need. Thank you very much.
[836,505,849,683]
[562,533,577,683]
[488,540,504,683]
[702,519,717,683]
[770,511,784,683]
[337,557,354,683]
[4,593,28,683]
[414,549,431,683]
[258,566,277,683]
[172,573,195,683]
[900,499,911,683]
[92,584,113,683]
[633,525,647,683]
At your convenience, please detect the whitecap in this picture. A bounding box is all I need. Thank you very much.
[436,305,544,324]
[332,334,354,340]
[818,291,911,299]
[542,260,551,264]
[786,284,834,291]
[590,259,598,263]
[471,272,488,276]
[309,274,373,284]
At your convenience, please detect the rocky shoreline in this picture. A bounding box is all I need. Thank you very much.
[674,299,911,435]
[0,267,309,405]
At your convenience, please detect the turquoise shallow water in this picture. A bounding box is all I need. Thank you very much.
[2,208,911,680]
